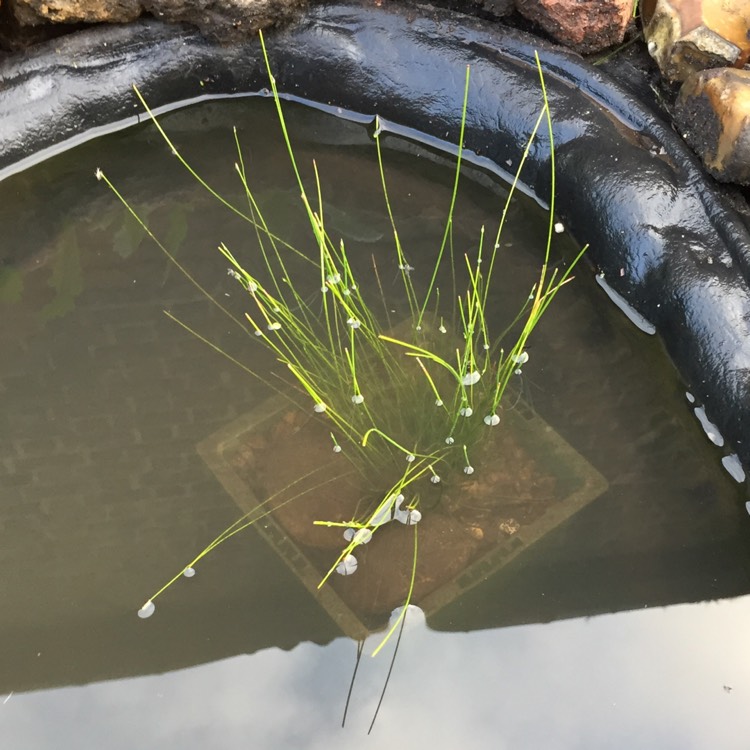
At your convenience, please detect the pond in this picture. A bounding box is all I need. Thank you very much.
[1,97,749,746]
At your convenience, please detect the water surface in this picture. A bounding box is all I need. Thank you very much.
[1,98,749,746]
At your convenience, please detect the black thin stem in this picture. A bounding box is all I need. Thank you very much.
[367,608,409,735]
[341,639,365,728]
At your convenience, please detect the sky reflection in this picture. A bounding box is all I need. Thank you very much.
[3,596,749,749]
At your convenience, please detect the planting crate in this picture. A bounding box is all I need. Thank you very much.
[198,394,608,639]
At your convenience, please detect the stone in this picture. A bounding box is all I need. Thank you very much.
[514,0,633,54]
[476,0,514,17]
[10,0,140,25]
[1,0,91,49]
[10,0,308,39]
[144,0,307,40]
[675,68,750,184]
[642,0,750,82]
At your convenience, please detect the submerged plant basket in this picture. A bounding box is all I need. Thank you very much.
[198,394,608,639]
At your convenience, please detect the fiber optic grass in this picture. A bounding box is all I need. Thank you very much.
[99,34,586,649]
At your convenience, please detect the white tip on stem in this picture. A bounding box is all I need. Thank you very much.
[138,601,155,619]
[336,554,358,575]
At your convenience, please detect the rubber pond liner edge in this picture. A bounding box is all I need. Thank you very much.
[1,0,749,479]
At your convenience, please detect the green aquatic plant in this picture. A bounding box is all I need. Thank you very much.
[97,34,585,654]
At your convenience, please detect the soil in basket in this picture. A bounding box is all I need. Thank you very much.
[229,405,559,628]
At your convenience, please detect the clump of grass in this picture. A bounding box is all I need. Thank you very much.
[229,39,585,589]
[98,34,585,643]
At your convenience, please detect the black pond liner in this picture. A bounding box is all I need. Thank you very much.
[1,0,749,477]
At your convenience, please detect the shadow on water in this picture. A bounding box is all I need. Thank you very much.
[0,98,749,744]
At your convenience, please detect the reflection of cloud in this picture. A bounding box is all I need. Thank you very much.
[3,597,750,749]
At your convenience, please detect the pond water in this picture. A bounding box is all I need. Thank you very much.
[1,98,749,746]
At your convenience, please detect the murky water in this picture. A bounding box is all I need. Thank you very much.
[1,99,749,746]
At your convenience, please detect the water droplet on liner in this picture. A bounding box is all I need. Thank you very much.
[595,274,656,334]
[722,455,746,483]
[694,406,724,447]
